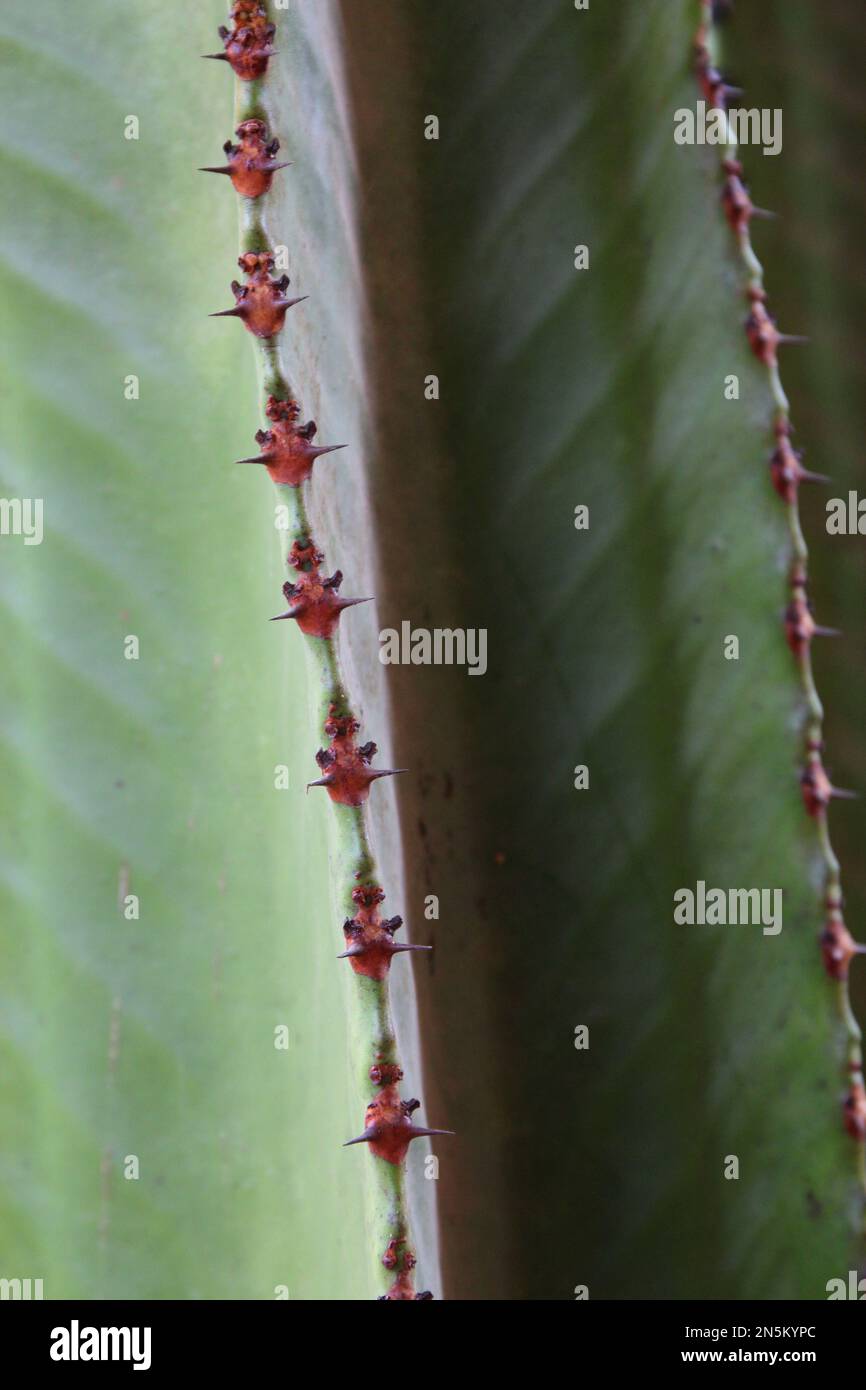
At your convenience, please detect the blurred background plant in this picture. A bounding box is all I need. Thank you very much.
[1,0,864,1300]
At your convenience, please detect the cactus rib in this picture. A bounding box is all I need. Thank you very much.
[205,0,444,1298]
[695,0,866,1210]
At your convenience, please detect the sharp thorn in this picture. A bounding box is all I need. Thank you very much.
[235,456,268,465]
[779,333,809,345]
[833,788,859,801]
[306,777,330,792]
[337,597,374,610]
[407,1127,455,1139]
[389,943,433,954]
[266,162,293,172]
[343,1130,376,1148]
[210,308,244,319]
[275,295,309,310]
[370,769,409,780]
[814,626,842,638]
[269,611,297,623]
[199,166,233,175]
[752,207,776,220]
[802,469,830,485]
[310,444,347,458]
[336,947,365,959]
[201,52,230,61]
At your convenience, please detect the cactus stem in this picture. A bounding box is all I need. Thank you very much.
[697,0,866,1220]
[212,0,444,1296]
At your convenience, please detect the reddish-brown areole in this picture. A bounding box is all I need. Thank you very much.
[369,1061,404,1087]
[338,884,431,979]
[307,706,407,807]
[204,1,276,81]
[200,119,290,198]
[343,1083,453,1166]
[843,1081,866,1142]
[800,745,856,819]
[720,158,773,235]
[769,424,828,503]
[269,538,369,639]
[377,1241,433,1301]
[696,57,739,111]
[236,396,345,485]
[820,907,864,983]
[744,288,807,368]
[784,567,839,659]
[211,252,306,339]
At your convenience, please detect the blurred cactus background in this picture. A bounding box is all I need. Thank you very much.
[1,0,865,1300]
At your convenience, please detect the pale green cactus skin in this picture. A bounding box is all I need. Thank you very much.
[0,0,438,1301]
[2,0,865,1303]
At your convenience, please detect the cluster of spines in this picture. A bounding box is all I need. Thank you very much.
[344,1062,453,1165]
[339,883,432,980]
[270,538,370,638]
[695,3,866,1175]
[200,118,290,199]
[237,396,346,487]
[203,1,445,1298]
[210,250,306,339]
[203,2,276,81]
[306,705,407,808]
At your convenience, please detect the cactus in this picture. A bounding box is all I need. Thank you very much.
[2,0,866,1303]
[694,0,866,1193]
[0,0,440,1301]
[207,0,448,1300]
[339,0,866,1298]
